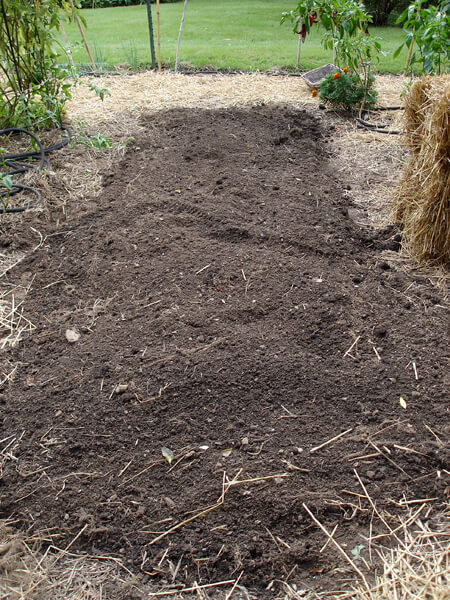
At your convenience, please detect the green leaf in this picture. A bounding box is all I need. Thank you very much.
[351,544,365,558]
[393,45,404,58]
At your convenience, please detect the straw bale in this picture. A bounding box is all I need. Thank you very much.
[393,75,450,266]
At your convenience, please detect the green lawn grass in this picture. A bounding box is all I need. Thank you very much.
[58,0,410,73]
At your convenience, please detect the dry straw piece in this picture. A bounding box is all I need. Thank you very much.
[393,75,450,266]
[343,504,449,600]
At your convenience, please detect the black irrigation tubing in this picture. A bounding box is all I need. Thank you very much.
[355,117,402,135]
[0,126,71,213]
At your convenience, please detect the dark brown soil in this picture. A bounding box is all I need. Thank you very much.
[1,105,448,596]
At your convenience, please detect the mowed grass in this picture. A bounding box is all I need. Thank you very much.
[58,0,410,73]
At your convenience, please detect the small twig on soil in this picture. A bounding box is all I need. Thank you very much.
[0,255,25,278]
[195,264,210,275]
[281,459,310,473]
[379,501,428,527]
[347,452,382,462]
[398,497,439,505]
[354,469,406,549]
[146,470,287,546]
[118,461,159,488]
[224,570,244,600]
[393,444,428,457]
[280,405,299,418]
[372,345,381,361]
[412,361,419,380]
[343,335,361,358]
[310,428,353,453]
[225,473,289,486]
[118,458,134,477]
[425,424,444,446]
[302,503,369,587]
[168,449,195,473]
[368,440,412,479]
[147,579,237,597]
[369,420,408,439]
[319,523,338,553]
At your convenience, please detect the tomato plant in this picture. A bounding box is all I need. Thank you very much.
[395,1,450,74]
[282,0,383,77]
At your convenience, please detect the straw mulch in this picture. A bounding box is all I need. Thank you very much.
[393,75,450,266]
[345,505,450,600]
[67,72,405,126]
[1,504,448,600]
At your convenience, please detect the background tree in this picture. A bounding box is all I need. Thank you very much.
[363,0,441,25]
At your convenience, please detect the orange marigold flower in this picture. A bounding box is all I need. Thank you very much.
[311,88,318,97]
[343,67,349,73]
[333,72,341,80]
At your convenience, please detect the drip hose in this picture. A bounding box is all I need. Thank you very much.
[0,127,71,213]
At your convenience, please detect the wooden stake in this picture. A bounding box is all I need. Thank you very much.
[68,0,96,71]
[296,23,302,70]
[405,0,422,73]
[175,0,188,73]
[156,0,161,72]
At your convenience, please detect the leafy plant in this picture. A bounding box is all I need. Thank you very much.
[319,68,378,109]
[282,0,383,80]
[71,121,113,148]
[395,1,450,74]
[121,41,141,70]
[0,0,80,130]
[0,170,13,213]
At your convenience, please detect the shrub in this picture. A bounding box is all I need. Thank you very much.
[319,69,378,109]
[0,0,75,130]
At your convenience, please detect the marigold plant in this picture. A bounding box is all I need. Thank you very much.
[319,70,378,110]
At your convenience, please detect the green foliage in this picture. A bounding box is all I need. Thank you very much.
[0,155,13,213]
[70,121,113,148]
[318,69,378,109]
[77,0,180,7]
[363,0,409,26]
[60,2,411,74]
[0,0,77,130]
[395,1,450,73]
[282,0,383,77]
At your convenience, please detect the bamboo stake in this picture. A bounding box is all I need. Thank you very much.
[156,0,161,72]
[175,0,188,73]
[68,0,96,71]
[296,23,302,69]
[405,0,422,73]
